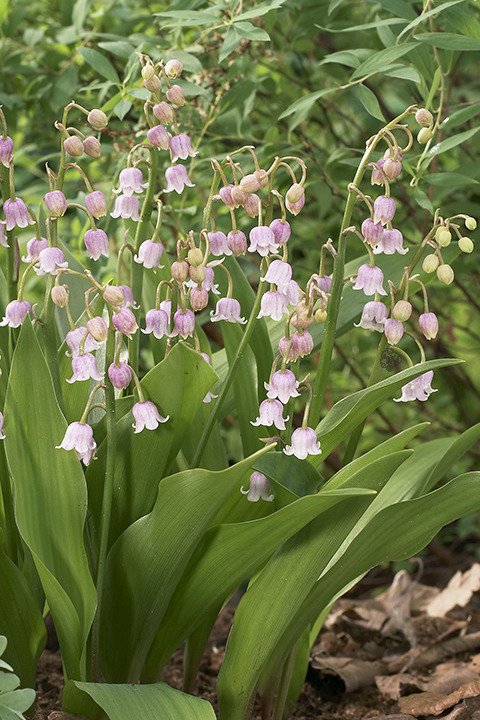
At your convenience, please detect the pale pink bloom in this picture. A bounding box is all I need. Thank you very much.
[84,229,109,260]
[190,286,209,311]
[44,190,67,217]
[257,290,289,321]
[208,231,231,257]
[261,260,292,288]
[243,193,261,217]
[240,471,274,502]
[147,125,171,150]
[108,362,133,390]
[112,307,138,337]
[309,274,332,298]
[85,191,107,219]
[111,194,140,221]
[185,265,219,295]
[116,167,146,196]
[284,427,321,459]
[67,353,103,383]
[0,300,31,328]
[352,264,386,296]
[251,399,288,430]
[34,247,68,276]
[279,331,313,361]
[283,279,301,305]
[384,318,404,345]
[109,285,138,308]
[270,218,291,245]
[248,226,279,257]
[164,165,194,194]
[395,371,437,403]
[3,197,34,231]
[56,422,96,465]
[419,312,439,340]
[142,308,170,339]
[134,240,164,269]
[285,194,305,216]
[361,218,384,246]
[153,102,174,123]
[373,195,396,226]
[374,228,408,255]
[265,369,300,404]
[171,308,195,338]
[355,301,388,332]
[227,230,247,255]
[65,327,101,356]
[22,237,48,262]
[218,185,237,208]
[210,297,246,324]
[132,400,169,433]
[169,133,197,162]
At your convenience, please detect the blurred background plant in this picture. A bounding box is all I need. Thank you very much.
[1,0,479,519]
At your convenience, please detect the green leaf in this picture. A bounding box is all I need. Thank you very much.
[64,680,216,720]
[219,26,242,62]
[0,688,36,720]
[234,0,287,21]
[316,18,406,33]
[114,98,132,120]
[98,40,135,59]
[427,127,480,157]
[397,0,465,41]
[441,101,480,130]
[253,452,323,501]
[350,43,416,79]
[319,50,363,68]
[352,84,385,121]
[233,21,270,42]
[415,32,480,51]
[428,172,478,188]
[79,47,120,83]
[154,10,221,26]
[278,88,336,121]
[4,320,96,679]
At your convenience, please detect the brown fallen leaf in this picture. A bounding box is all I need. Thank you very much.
[398,678,480,717]
[388,631,480,673]
[426,564,480,618]
[375,673,425,700]
[309,656,386,693]
[365,715,415,720]
[423,661,479,694]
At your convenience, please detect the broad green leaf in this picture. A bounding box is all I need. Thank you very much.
[154,9,221,26]
[427,127,480,157]
[350,43,416,79]
[319,50,363,68]
[253,451,323,502]
[79,47,120,83]
[278,88,336,120]
[397,0,465,41]
[0,688,36,720]
[415,32,480,51]
[441,102,480,130]
[114,99,132,120]
[233,21,270,42]
[4,320,96,679]
[219,26,243,62]
[316,18,406,33]
[234,0,287,21]
[64,680,216,720]
[428,172,478,187]
[352,84,385,121]
[97,40,135,59]
[99,448,271,681]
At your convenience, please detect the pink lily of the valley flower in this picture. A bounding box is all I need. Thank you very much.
[373,195,396,226]
[56,421,97,465]
[208,231,232,257]
[373,228,408,255]
[261,259,292,288]
[394,370,437,403]
[164,165,195,194]
[132,400,169,433]
[251,399,289,431]
[270,218,291,245]
[112,307,138,337]
[355,301,388,332]
[111,194,141,221]
[279,331,313,361]
[240,471,274,502]
[34,247,68,276]
[65,327,101,356]
[3,197,35,231]
[134,240,164,269]
[0,299,31,328]
[248,225,279,257]
[169,133,197,162]
[210,297,246,324]
[0,136,14,168]
[108,362,133,390]
[67,353,103,384]
[84,229,109,260]
[22,237,48,262]
[284,426,321,460]
[142,308,170,339]
[116,167,146,196]
[257,290,289,321]
[0,221,8,248]
[352,264,387,296]
[265,369,300,404]
[171,308,195,338]
[419,312,439,340]
[85,191,107,219]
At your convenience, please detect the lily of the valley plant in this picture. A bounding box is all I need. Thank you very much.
[0,56,479,720]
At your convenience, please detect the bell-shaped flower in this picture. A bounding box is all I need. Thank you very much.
[112,307,138,338]
[164,164,195,194]
[132,400,169,433]
[257,290,289,321]
[279,331,313,361]
[67,352,103,383]
[240,471,274,502]
[85,191,107,219]
[0,221,8,248]
[374,228,408,255]
[65,327,101,356]
[361,218,384,246]
[395,371,437,403]
[227,230,247,255]
[3,197,34,231]
[134,239,164,269]
[169,133,197,162]
[116,167,146,196]
[419,312,438,340]
[355,301,388,332]
[108,362,133,390]
[284,426,321,460]
[270,218,291,245]
[0,136,14,168]
[210,297,246,324]
[34,247,68,276]
[84,229,109,260]
[111,194,140,221]
[171,308,195,338]
[251,398,288,430]
[384,318,404,346]
[261,259,292,288]
[373,195,396,226]
[147,124,171,150]
[352,264,387,296]
[142,308,170,339]
[0,299,31,328]
[56,421,96,465]
[265,369,300,404]
[248,226,279,257]
[207,231,231,257]
[22,237,48,262]
[44,190,67,217]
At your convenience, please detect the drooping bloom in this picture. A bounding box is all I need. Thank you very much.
[352,264,387,296]
[132,400,169,433]
[111,194,141,221]
[108,285,138,308]
[85,191,107,219]
[67,353,103,383]
[3,198,34,231]
[116,167,146,196]
[395,371,437,403]
[361,218,384,246]
[240,471,274,502]
[373,195,396,226]
[56,422,97,465]
[207,231,232,257]
[269,218,291,246]
[210,297,246,324]
[384,318,404,346]
[248,226,279,257]
[147,125,171,150]
[218,185,237,208]
[265,369,300,404]
[22,236,48,262]
[419,312,439,340]
[169,133,197,162]
[0,411,5,440]
[0,136,14,168]
[284,427,321,459]
[190,286,209,311]
[34,247,68,276]
[355,301,388,332]
[257,290,289,321]
[227,230,247,255]
[153,101,174,123]
[44,190,67,217]
[261,260,293,288]
[84,229,109,260]
[243,193,261,217]
[251,399,288,430]
[279,331,314,361]
[108,362,133,390]
[112,307,138,337]
[164,165,195,194]
[285,184,305,215]
[0,299,31,328]
[171,308,196,338]
[134,240,164,269]
[374,228,408,255]
[142,308,170,339]
[65,327,101,356]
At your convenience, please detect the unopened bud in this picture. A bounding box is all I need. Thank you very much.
[87,108,108,131]
[164,59,183,79]
[458,236,474,253]
[144,75,161,94]
[83,136,101,158]
[384,318,404,346]
[103,285,125,306]
[415,108,434,128]
[286,183,304,204]
[417,127,434,145]
[437,263,454,285]
[187,247,203,267]
[422,253,439,273]
[189,265,205,284]
[392,300,412,322]
[166,84,185,106]
[435,226,451,247]
[64,135,84,157]
[153,102,174,123]
[291,302,312,330]
[141,62,155,81]
[51,285,68,307]
[239,173,260,194]
[231,185,248,205]
[255,168,269,189]
[243,193,260,217]
[315,308,327,323]
[171,260,189,283]
[189,286,209,311]
[465,216,477,231]
[87,316,108,342]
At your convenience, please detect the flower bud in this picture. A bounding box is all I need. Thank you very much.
[141,62,155,80]
[64,135,84,157]
[227,230,247,255]
[164,59,183,78]
[419,312,439,340]
[103,285,125,306]
[458,236,474,253]
[286,183,304,204]
[315,308,327,323]
[189,265,205,284]
[231,185,247,206]
[422,253,439,273]
[392,300,412,322]
[144,75,161,94]
[415,108,434,128]
[435,226,451,247]
[187,247,203,267]
[112,307,138,337]
[87,316,108,343]
[87,108,108,131]
[166,84,185,106]
[108,362,132,390]
[83,136,101,157]
[44,190,67,217]
[384,318,404,346]
[51,285,68,307]
[189,286,209,311]
[383,156,402,180]
[85,190,107,219]
[243,193,260,217]
[417,127,434,145]
[153,102,174,123]
[147,124,171,150]
[292,302,312,330]
[255,168,269,189]
[437,263,454,285]
[239,173,260,194]
[465,216,477,231]
[171,260,189,282]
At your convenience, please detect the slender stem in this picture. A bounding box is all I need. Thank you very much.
[309,106,417,428]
